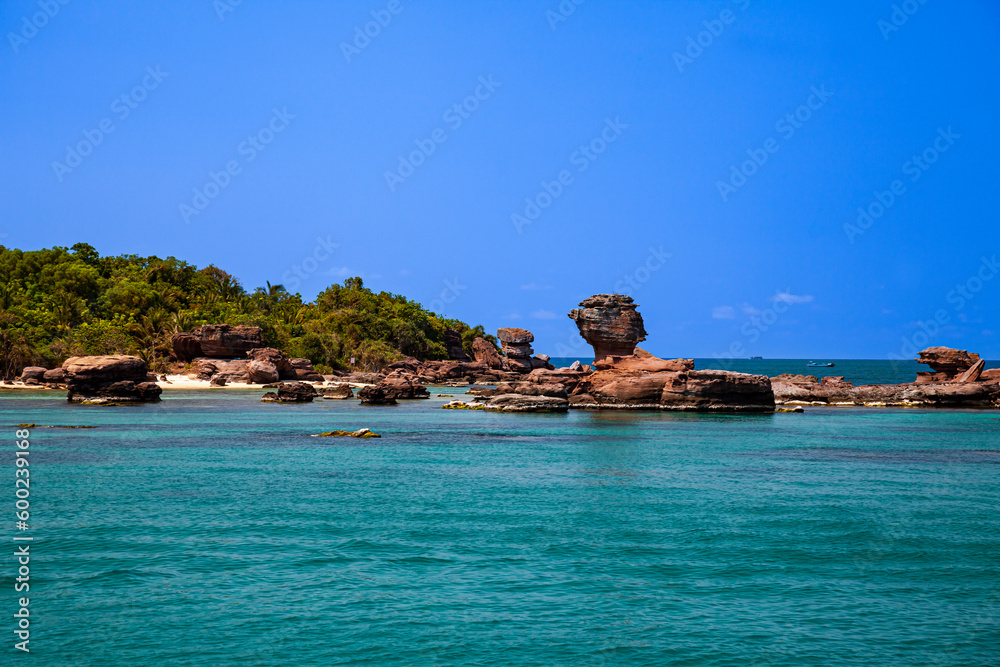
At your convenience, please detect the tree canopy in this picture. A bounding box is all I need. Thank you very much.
[0,243,495,376]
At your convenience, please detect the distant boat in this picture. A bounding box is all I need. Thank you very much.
[807,362,835,367]
[749,356,762,359]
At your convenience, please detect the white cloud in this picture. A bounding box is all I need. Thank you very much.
[328,266,351,277]
[506,312,522,320]
[712,306,736,319]
[521,282,553,290]
[772,292,814,305]
[531,309,557,319]
[741,303,761,316]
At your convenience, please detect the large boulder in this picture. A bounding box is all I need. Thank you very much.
[472,337,505,370]
[190,358,248,383]
[358,385,397,405]
[568,294,647,361]
[444,328,470,361]
[377,372,430,399]
[61,355,162,404]
[247,360,280,384]
[42,368,67,384]
[260,382,317,403]
[483,394,569,412]
[20,367,47,382]
[321,383,354,399]
[172,325,263,360]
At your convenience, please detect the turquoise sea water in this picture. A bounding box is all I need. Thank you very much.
[2,384,999,666]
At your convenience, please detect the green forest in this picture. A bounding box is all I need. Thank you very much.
[0,243,496,378]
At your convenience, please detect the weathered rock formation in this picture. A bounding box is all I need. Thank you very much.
[444,328,470,361]
[915,347,982,383]
[321,384,354,399]
[495,328,554,373]
[472,337,505,370]
[186,347,322,385]
[358,385,397,405]
[260,382,317,403]
[568,294,647,361]
[770,348,1000,408]
[20,367,47,382]
[377,371,430,399]
[475,348,773,412]
[172,325,263,361]
[62,355,162,404]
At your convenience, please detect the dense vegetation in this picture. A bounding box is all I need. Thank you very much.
[0,244,495,377]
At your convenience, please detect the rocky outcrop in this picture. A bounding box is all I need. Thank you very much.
[42,368,67,384]
[191,358,249,383]
[472,337,505,370]
[321,383,354,399]
[376,372,429,399]
[444,328,470,361]
[172,325,263,361]
[568,294,647,361]
[260,382,317,403]
[247,360,279,384]
[571,356,774,411]
[483,394,570,412]
[358,385,397,405]
[770,349,1000,408]
[20,367,47,382]
[496,328,554,373]
[62,355,162,404]
[915,347,982,383]
[289,358,324,382]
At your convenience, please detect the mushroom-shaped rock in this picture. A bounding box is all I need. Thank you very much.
[568,294,647,362]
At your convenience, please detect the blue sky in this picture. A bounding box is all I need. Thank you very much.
[2,0,998,359]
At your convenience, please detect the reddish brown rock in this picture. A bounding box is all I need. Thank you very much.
[957,359,986,383]
[444,328,470,361]
[916,347,981,380]
[20,367,47,382]
[260,382,317,403]
[43,368,67,384]
[170,332,203,361]
[358,385,397,405]
[172,325,263,360]
[247,360,279,384]
[377,372,430,399]
[568,294,647,361]
[594,348,692,373]
[321,383,354,399]
[62,355,162,403]
[472,337,505,370]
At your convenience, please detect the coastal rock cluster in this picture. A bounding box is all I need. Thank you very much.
[171,325,324,385]
[61,355,162,404]
[770,349,1000,408]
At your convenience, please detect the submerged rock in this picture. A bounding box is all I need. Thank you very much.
[483,394,570,412]
[313,428,381,438]
[321,383,354,399]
